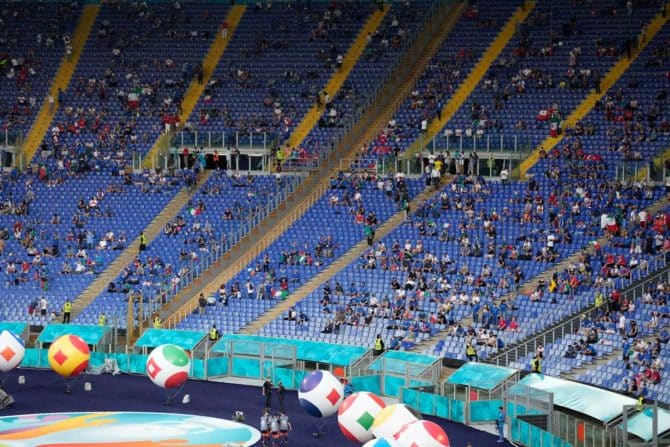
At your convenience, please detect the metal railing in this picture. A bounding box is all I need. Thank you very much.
[489,257,669,367]
[341,151,529,178]
[169,130,278,152]
[162,0,458,327]
[141,176,301,327]
[164,170,334,327]
[422,133,535,154]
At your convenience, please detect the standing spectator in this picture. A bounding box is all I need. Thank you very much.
[221,19,229,39]
[39,296,48,317]
[373,334,385,356]
[139,232,147,252]
[277,380,285,412]
[198,293,207,314]
[496,406,506,443]
[531,354,542,373]
[209,324,220,342]
[466,343,478,362]
[263,377,273,409]
[62,299,72,324]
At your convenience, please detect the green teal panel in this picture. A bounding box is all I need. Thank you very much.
[192,359,205,379]
[542,430,554,447]
[273,367,296,390]
[37,324,108,345]
[435,395,450,419]
[134,329,206,351]
[89,352,106,368]
[401,388,419,408]
[0,322,27,337]
[21,348,42,367]
[408,379,432,388]
[383,375,405,398]
[215,335,365,365]
[206,358,228,377]
[531,425,543,446]
[470,400,504,422]
[518,420,531,445]
[128,354,148,374]
[351,375,380,395]
[511,417,521,441]
[231,358,261,378]
[262,360,274,379]
[417,390,436,415]
[447,362,516,390]
[448,399,465,423]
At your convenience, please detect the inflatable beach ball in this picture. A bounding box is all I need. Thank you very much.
[0,330,25,372]
[48,334,90,378]
[338,391,386,442]
[363,438,398,447]
[371,404,422,439]
[145,344,191,389]
[394,420,450,447]
[298,370,344,418]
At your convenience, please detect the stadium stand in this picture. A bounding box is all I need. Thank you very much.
[2,1,670,445]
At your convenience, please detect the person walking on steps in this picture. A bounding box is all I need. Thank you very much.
[153,315,162,329]
[139,232,147,252]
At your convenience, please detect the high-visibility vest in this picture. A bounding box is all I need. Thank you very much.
[374,339,383,351]
[140,234,147,245]
[532,358,542,373]
[98,314,106,326]
[209,328,218,340]
[153,317,162,329]
[63,302,72,313]
[466,345,476,356]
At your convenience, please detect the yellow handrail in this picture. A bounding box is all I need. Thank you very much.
[163,2,463,328]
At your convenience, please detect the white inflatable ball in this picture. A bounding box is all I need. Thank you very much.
[362,437,399,447]
[337,391,386,442]
[145,344,190,389]
[394,420,450,447]
[0,330,25,373]
[371,404,421,439]
[298,370,344,418]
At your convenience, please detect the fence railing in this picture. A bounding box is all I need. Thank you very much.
[162,0,458,327]
[421,132,536,154]
[169,130,279,152]
[488,256,669,368]
[137,176,301,327]
[341,151,529,178]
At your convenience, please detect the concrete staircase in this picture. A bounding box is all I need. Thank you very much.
[239,183,442,335]
[518,10,670,179]
[20,5,100,163]
[142,5,246,168]
[402,1,536,162]
[283,5,390,150]
[159,1,464,328]
[411,196,670,357]
[70,171,212,317]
